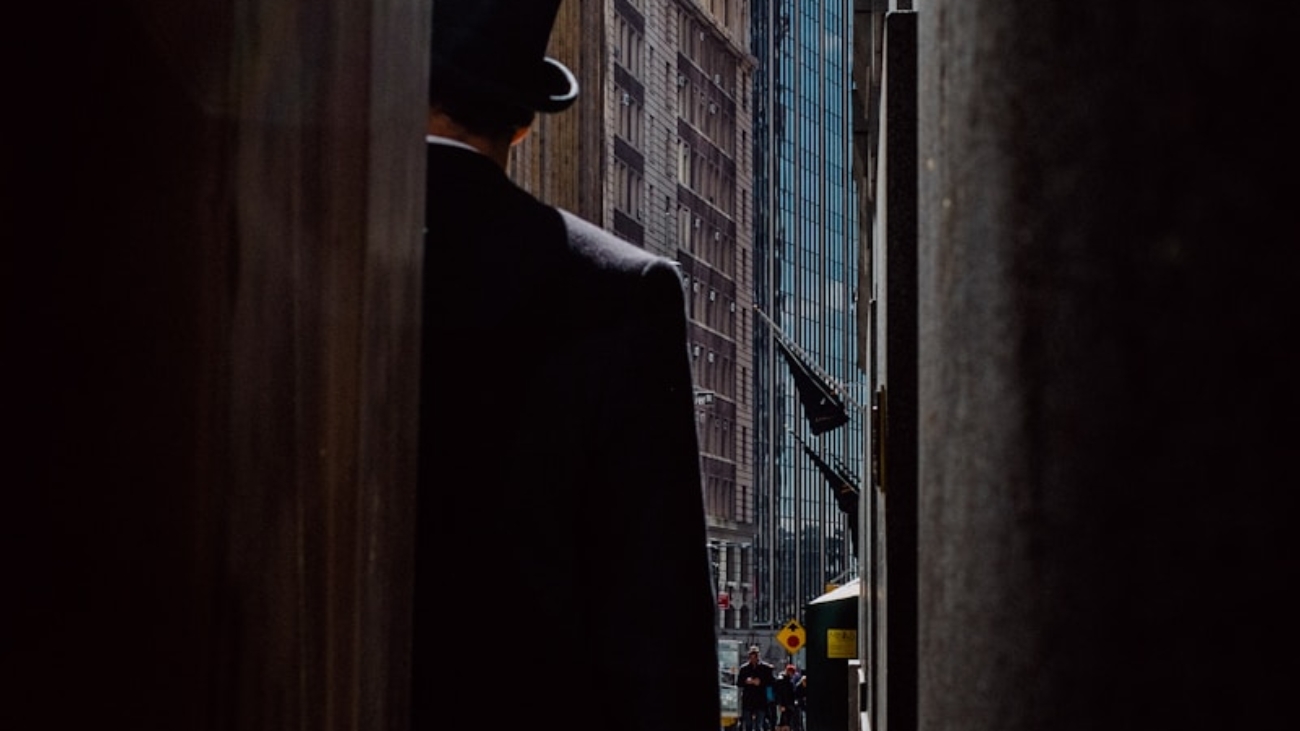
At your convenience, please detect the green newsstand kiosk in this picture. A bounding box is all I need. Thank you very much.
[803,579,859,731]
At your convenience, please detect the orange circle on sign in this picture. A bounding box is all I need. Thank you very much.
[786,636,801,649]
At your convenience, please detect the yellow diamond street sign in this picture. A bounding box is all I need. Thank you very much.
[776,618,806,655]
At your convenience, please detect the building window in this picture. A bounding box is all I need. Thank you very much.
[616,85,644,147]
[615,14,644,78]
[613,158,643,221]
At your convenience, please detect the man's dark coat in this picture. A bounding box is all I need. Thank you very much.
[737,658,776,712]
[413,142,719,729]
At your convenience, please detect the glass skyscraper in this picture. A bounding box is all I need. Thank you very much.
[751,0,861,628]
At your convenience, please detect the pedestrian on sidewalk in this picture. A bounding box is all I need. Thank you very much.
[773,663,800,731]
[792,673,807,731]
[737,645,775,731]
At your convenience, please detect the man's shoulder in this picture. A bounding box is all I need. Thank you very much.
[556,209,675,277]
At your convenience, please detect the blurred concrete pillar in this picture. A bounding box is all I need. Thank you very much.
[918,2,1298,730]
[4,1,427,728]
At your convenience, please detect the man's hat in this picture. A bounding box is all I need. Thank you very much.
[748,645,761,654]
[430,0,579,114]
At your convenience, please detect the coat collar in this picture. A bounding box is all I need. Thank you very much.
[426,134,485,156]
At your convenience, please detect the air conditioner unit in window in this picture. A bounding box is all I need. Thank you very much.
[709,103,717,114]
[694,218,701,229]
[714,73,722,85]
[621,93,631,106]
[678,74,688,87]
[707,352,715,363]
[714,231,721,241]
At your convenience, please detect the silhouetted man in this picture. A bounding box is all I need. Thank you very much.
[412,2,720,730]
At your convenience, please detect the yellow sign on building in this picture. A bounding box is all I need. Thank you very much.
[826,628,857,659]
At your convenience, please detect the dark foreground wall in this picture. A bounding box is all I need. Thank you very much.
[917,3,1300,730]
[3,2,427,728]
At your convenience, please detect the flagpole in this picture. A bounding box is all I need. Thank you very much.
[756,306,867,604]
[788,427,862,555]
[753,304,862,411]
